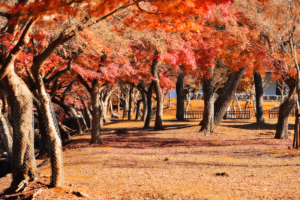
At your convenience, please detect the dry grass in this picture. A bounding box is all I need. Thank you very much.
[0,101,299,199]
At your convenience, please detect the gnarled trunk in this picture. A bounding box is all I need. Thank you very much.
[176,73,185,120]
[200,68,214,133]
[2,71,37,190]
[254,72,265,123]
[214,67,246,125]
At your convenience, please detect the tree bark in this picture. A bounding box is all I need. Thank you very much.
[176,73,185,120]
[90,80,102,144]
[37,94,63,187]
[144,82,153,128]
[185,91,191,112]
[214,67,246,125]
[128,85,133,120]
[0,19,37,189]
[254,72,265,123]
[52,99,82,135]
[151,52,163,130]
[136,99,142,120]
[3,72,37,190]
[200,68,214,133]
[275,78,296,139]
[81,98,92,129]
[34,100,48,159]
[0,99,13,162]
[168,92,172,108]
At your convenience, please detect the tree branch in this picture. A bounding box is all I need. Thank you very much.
[0,18,36,81]
[77,74,92,94]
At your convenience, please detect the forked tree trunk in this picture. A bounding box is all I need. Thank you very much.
[275,79,296,139]
[0,100,13,162]
[0,19,37,190]
[214,67,246,125]
[200,68,214,133]
[57,120,70,141]
[151,52,163,130]
[176,73,185,120]
[254,72,265,123]
[144,82,153,128]
[91,81,102,144]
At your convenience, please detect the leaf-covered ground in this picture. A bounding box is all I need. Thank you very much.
[0,101,299,199]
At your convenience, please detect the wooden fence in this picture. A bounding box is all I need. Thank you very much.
[184,110,204,119]
[269,107,295,119]
[225,110,253,119]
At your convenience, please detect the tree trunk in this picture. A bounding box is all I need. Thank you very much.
[214,67,246,125]
[128,85,133,120]
[168,92,172,108]
[154,82,163,130]
[176,73,185,120]
[78,111,88,131]
[81,98,92,129]
[141,91,147,122]
[52,99,82,135]
[294,68,300,148]
[136,99,142,120]
[37,93,63,187]
[293,106,299,148]
[35,101,48,159]
[275,80,296,139]
[117,95,120,114]
[185,91,191,112]
[254,72,265,123]
[3,72,37,190]
[151,52,163,130]
[0,100,13,162]
[200,68,214,133]
[90,81,102,144]
[57,120,70,141]
[144,82,153,128]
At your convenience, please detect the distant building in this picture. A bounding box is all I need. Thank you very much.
[171,72,287,98]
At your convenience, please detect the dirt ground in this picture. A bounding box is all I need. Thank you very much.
[0,101,299,199]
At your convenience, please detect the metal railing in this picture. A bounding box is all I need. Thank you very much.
[225,110,253,119]
[269,107,295,119]
[184,110,204,119]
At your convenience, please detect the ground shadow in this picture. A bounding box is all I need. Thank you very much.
[222,122,295,131]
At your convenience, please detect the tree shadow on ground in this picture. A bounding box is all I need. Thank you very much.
[221,122,295,131]
[63,134,286,150]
